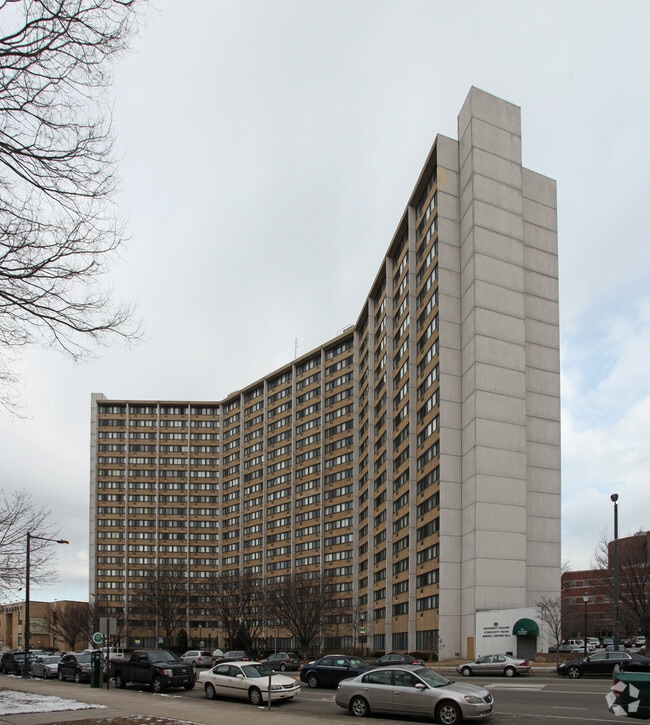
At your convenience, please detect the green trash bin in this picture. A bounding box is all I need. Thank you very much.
[90,649,102,688]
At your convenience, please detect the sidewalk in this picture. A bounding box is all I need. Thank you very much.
[0,676,330,725]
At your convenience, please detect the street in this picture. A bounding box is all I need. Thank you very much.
[0,672,623,725]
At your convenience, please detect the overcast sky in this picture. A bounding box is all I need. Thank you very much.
[3,0,650,602]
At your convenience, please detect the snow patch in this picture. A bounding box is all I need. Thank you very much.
[0,689,107,715]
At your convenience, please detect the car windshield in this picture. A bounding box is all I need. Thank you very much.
[43,656,60,663]
[76,654,92,663]
[242,664,273,678]
[413,667,452,687]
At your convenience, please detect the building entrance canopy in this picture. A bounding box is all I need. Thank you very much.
[513,618,539,636]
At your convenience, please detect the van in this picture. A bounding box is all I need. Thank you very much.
[101,647,124,660]
[565,639,586,651]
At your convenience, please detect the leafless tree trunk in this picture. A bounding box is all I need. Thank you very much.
[536,595,563,665]
[268,573,335,659]
[593,531,650,644]
[0,0,143,414]
[138,566,189,646]
[0,488,60,599]
[203,572,264,652]
[51,600,90,650]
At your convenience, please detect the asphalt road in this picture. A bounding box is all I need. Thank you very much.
[0,672,622,725]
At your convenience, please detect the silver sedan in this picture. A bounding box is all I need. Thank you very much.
[456,654,530,678]
[31,655,61,678]
[335,664,493,723]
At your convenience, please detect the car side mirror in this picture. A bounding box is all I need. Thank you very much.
[236,673,245,679]
[415,683,426,690]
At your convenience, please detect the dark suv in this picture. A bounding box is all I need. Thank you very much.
[1,650,29,675]
[261,652,300,671]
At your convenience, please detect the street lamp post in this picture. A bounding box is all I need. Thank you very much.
[611,493,620,652]
[23,532,69,677]
[583,592,590,656]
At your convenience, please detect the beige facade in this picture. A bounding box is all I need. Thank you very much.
[89,88,561,659]
[0,600,81,652]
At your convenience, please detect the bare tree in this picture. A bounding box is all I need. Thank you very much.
[0,0,143,414]
[0,488,61,600]
[268,573,334,659]
[51,600,90,651]
[536,595,563,664]
[593,531,650,643]
[204,572,264,652]
[138,566,189,646]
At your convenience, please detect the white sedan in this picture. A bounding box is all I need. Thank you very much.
[198,660,300,705]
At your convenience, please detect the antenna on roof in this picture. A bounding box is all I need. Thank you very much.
[294,337,299,359]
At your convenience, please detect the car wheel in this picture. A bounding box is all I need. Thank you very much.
[306,672,319,688]
[280,663,287,671]
[436,700,462,725]
[249,687,263,706]
[74,670,82,684]
[58,670,65,681]
[151,675,164,693]
[350,695,370,717]
[460,666,472,677]
[567,666,581,679]
[205,683,217,700]
[114,672,126,689]
[504,666,516,678]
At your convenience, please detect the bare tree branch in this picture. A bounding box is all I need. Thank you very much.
[0,487,61,601]
[137,565,188,646]
[51,600,90,650]
[0,0,144,413]
[268,572,334,658]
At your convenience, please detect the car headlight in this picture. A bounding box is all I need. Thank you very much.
[270,684,282,690]
[161,668,172,677]
[464,695,485,704]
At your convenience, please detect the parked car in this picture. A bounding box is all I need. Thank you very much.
[31,654,62,678]
[587,638,601,651]
[218,650,255,663]
[110,650,195,692]
[198,660,300,705]
[368,653,425,667]
[637,637,647,647]
[549,643,583,654]
[335,664,494,722]
[58,652,94,683]
[557,650,650,678]
[300,654,372,688]
[456,654,530,677]
[261,652,300,671]
[211,648,224,663]
[0,650,28,675]
[180,650,212,667]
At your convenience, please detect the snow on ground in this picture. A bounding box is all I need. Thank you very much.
[0,689,106,715]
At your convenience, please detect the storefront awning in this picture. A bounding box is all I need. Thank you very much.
[513,618,539,636]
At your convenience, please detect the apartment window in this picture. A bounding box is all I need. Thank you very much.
[416,569,439,588]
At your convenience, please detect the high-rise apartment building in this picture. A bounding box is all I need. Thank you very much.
[90,88,561,659]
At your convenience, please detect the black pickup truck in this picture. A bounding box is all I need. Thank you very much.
[110,650,195,692]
